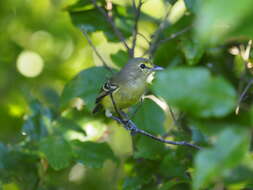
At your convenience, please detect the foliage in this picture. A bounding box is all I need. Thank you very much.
[1,0,253,189]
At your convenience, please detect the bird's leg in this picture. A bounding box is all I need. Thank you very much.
[109,93,138,135]
[118,110,139,135]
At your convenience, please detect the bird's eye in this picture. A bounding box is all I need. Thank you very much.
[139,63,146,69]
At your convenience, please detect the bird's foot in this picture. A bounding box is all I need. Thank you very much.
[109,113,139,135]
[122,119,139,135]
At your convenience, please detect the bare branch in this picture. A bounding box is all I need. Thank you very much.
[81,29,113,73]
[157,25,192,46]
[236,78,253,115]
[146,8,171,58]
[91,0,131,55]
[134,124,201,150]
[137,32,150,44]
[235,40,253,114]
[130,0,144,57]
[109,92,201,150]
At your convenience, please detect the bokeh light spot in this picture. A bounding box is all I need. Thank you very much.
[17,50,44,77]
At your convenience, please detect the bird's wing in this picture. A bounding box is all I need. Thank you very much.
[92,80,119,114]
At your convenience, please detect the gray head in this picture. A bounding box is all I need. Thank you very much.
[123,57,163,77]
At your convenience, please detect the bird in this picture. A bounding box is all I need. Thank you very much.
[92,57,163,117]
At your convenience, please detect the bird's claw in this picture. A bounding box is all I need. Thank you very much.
[123,119,139,135]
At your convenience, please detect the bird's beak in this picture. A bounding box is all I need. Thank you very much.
[152,65,164,71]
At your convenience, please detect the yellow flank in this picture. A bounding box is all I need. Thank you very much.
[101,78,147,111]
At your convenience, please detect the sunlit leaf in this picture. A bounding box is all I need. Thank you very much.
[153,67,236,118]
[69,5,133,42]
[61,67,113,111]
[132,99,165,135]
[195,0,253,44]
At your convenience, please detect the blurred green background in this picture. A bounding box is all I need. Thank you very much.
[1,0,253,189]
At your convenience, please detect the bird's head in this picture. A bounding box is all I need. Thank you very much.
[126,57,164,77]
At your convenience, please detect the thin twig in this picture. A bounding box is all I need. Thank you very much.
[81,29,113,73]
[146,8,171,58]
[109,92,201,150]
[109,93,123,119]
[157,25,192,46]
[137,32,150,45]
[235,78,253,115]
[235,40,253,114]
[135,126,201,150]
[91,0,131,55]
[130,0,143,57]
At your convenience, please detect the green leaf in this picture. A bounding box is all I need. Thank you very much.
[61,67,113,111]
[123,177,146,190]
[66,0,105,11]
[54,117,86,135]
[160,153,188,179]
[0,143,8,171]
[153,67,236,118]
[39,136,72,170]
[110,50,129,68]
[22,100,51,141]
[193,128,250,190]
[134,136,165,160]
[70,9,112,34]
[69,6,133,42]
[71,141,117,168]
[195,0,253,44]
[180,38,204,65]
[224,166,253,185]
[184,0,198,13]
[159,180,188,190]
[132,99,165,135]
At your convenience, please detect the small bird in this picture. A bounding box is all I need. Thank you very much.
[92,57,163,117]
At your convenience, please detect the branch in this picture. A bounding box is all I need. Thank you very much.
[146,8,171,58]
[91,0,131,55]
[137,32,150,45]
[133,123,201,150]
[235,40,253,114]
[156,25,192,46]
[81,29,113,73]
[235,78,253,114]
[130,0,144,57]
[109,93,201,150]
